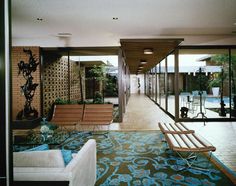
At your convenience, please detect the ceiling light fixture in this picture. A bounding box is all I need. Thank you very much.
[36,17,43,21]
[140,60,147,64]
[57,33,72,37]
[138,66,144,69]
[144,48,153,55]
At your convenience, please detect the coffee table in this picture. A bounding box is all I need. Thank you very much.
[13,129,70,150]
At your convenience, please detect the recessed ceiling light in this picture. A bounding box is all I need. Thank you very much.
[57,33,72,37]
[36,17,43,21]
[112,17,118,20]
[140,60,147,64]
[144,48,153,55]
[233,22,236,26]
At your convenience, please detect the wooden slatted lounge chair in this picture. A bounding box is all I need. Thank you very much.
[164,132,216,171]
[79,104,113,136]
[50,104,84,130]
[158,122,194,134]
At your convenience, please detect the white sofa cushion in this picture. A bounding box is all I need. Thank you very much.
[14,167,70,181]
[14,139,97,186]
[14,150,65,168]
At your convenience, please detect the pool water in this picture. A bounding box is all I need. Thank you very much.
[206,97,230,104]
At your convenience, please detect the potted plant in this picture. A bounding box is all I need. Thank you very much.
[208,78,221,97]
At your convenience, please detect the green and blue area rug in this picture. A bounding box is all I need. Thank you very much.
[14,131,236,185]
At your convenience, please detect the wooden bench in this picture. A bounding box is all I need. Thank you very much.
[50,104,84,129]
[50,104,113,133]
[79,104,113,135]
[165,133,216,153]
[158,122,194,134]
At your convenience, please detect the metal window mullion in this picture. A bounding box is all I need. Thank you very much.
[229,49,232,118]
[165,58,168,111]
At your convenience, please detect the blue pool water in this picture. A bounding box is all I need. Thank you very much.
[206,97,230,104]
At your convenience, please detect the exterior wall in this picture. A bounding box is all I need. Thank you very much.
[42,54,84,117]
[11,46,41,120]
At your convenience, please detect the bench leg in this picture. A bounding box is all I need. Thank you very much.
[175,151,212,172]
[91,125,110,138]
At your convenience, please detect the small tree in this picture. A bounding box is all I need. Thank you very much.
[211,54,236,94]
[88,64,107,103]
[211,54,236,115]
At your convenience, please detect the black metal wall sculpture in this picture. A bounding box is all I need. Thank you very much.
[16,49,39,120]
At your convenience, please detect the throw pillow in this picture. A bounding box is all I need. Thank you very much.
[24,144,49,152]
[61,149,73,166]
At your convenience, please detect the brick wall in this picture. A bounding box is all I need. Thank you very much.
[12,47,41,120]
[42,54,84,117]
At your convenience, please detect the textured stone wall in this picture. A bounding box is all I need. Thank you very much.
[42,54,85,117]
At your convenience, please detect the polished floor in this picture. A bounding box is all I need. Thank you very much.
[110,94,236,173]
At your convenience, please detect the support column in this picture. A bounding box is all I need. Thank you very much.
[0,0,11,185]
[118,48,124,122]
[165,58,168,111]
[174,49,179,121]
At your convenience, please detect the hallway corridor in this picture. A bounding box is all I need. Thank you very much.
[119,94,173,130]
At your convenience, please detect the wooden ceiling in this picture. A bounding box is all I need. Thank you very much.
[120,39,184,74]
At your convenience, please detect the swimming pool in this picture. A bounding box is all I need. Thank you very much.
[205,97,230,104]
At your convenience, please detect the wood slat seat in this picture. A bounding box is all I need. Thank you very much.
[80,104,113,125]
[50,104,84,126]
[165,133,216,153]
[158,122,194,134]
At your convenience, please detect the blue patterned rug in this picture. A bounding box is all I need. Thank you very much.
[14,131,235,185]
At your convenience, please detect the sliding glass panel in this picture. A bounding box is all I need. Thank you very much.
[152,67,156,101]
[150,68,153,100]
[160,59,166,109]
[148,71,152,97]
[149,69,153,99]
[156,64,160,105]
[167,54,175,116]
[231,49,236,118]
[179,49,229,119]
[154,66,157,103]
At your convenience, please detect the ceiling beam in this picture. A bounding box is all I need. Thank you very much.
[120,38,183,74]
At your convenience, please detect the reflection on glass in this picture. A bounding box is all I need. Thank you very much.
[156,64,160,104]
[151,68,155,101]
[167,54,175,116]
[160,59,166,109]
[231,50,236,118]
[179,49,229,119]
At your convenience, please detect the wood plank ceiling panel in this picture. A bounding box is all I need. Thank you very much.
[120,39,183,74]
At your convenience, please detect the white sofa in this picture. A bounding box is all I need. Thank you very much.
[14,139,96,186]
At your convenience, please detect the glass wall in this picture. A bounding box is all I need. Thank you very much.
[144,47,236,121]
[231,49,236,118]
[159,59,166,108]
[156,64,160,104]
[179,49,230,119]
[151,67,156,101]
[167,54,175,116]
